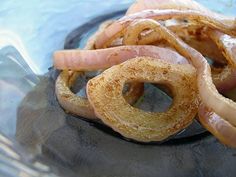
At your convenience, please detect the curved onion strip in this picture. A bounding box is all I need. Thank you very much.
[87,57,199,142]
[126,0,207,15]
[53,45,189,71]
[123,19,236,126]
[124,23,225,63]
[84,20,114,50]
[198,104,236,147]
[126,0,235,25]
[123,21,236,92]
[95,9,236,48]
[212,66,236,93]
[208,30,236,67]
[207,30,236,92]
[55,70,144,119]
[168,24,226,63]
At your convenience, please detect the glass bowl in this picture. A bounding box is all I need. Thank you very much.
[0,1,236,177]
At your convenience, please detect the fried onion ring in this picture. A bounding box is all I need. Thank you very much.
[198,104,236,147]
[121,19,236,127]
[55,70,144,119]
[87,57,199,142]
[55,20,144,119]
[95,9,236,48]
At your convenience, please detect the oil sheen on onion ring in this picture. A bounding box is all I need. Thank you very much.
[198,104,236,148]
[87,57,199,142]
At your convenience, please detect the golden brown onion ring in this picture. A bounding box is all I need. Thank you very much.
[55,70,144,119]
[87,57,199,142]
[198,104,236,148]
[53,45,189,71]
[95,9,236,48]
[122,19,236,126]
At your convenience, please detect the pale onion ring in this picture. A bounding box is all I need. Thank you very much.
[95,9,236,48]
[126,0,234,24]
[53,45,189,71]
[87,57,199,142]
[55,20,109,119]
[198,104,236,147]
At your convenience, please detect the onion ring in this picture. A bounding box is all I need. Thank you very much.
[95,9,236,48]
[198,104,236,147]
[121,19,236,127]
[55,70,144,119]
[53,45,189,71]
[55,20,110,119]
[127,0,236,144]
[55,21,144,119]
[87,57,199,142]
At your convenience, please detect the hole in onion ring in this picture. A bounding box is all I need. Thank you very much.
[124,82,173,113]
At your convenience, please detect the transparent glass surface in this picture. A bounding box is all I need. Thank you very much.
[0,0,236,177]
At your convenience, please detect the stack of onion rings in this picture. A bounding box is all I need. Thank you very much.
[53,0,236,146]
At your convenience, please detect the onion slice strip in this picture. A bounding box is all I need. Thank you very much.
[208,30,236,67]
[53,45,189,71]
